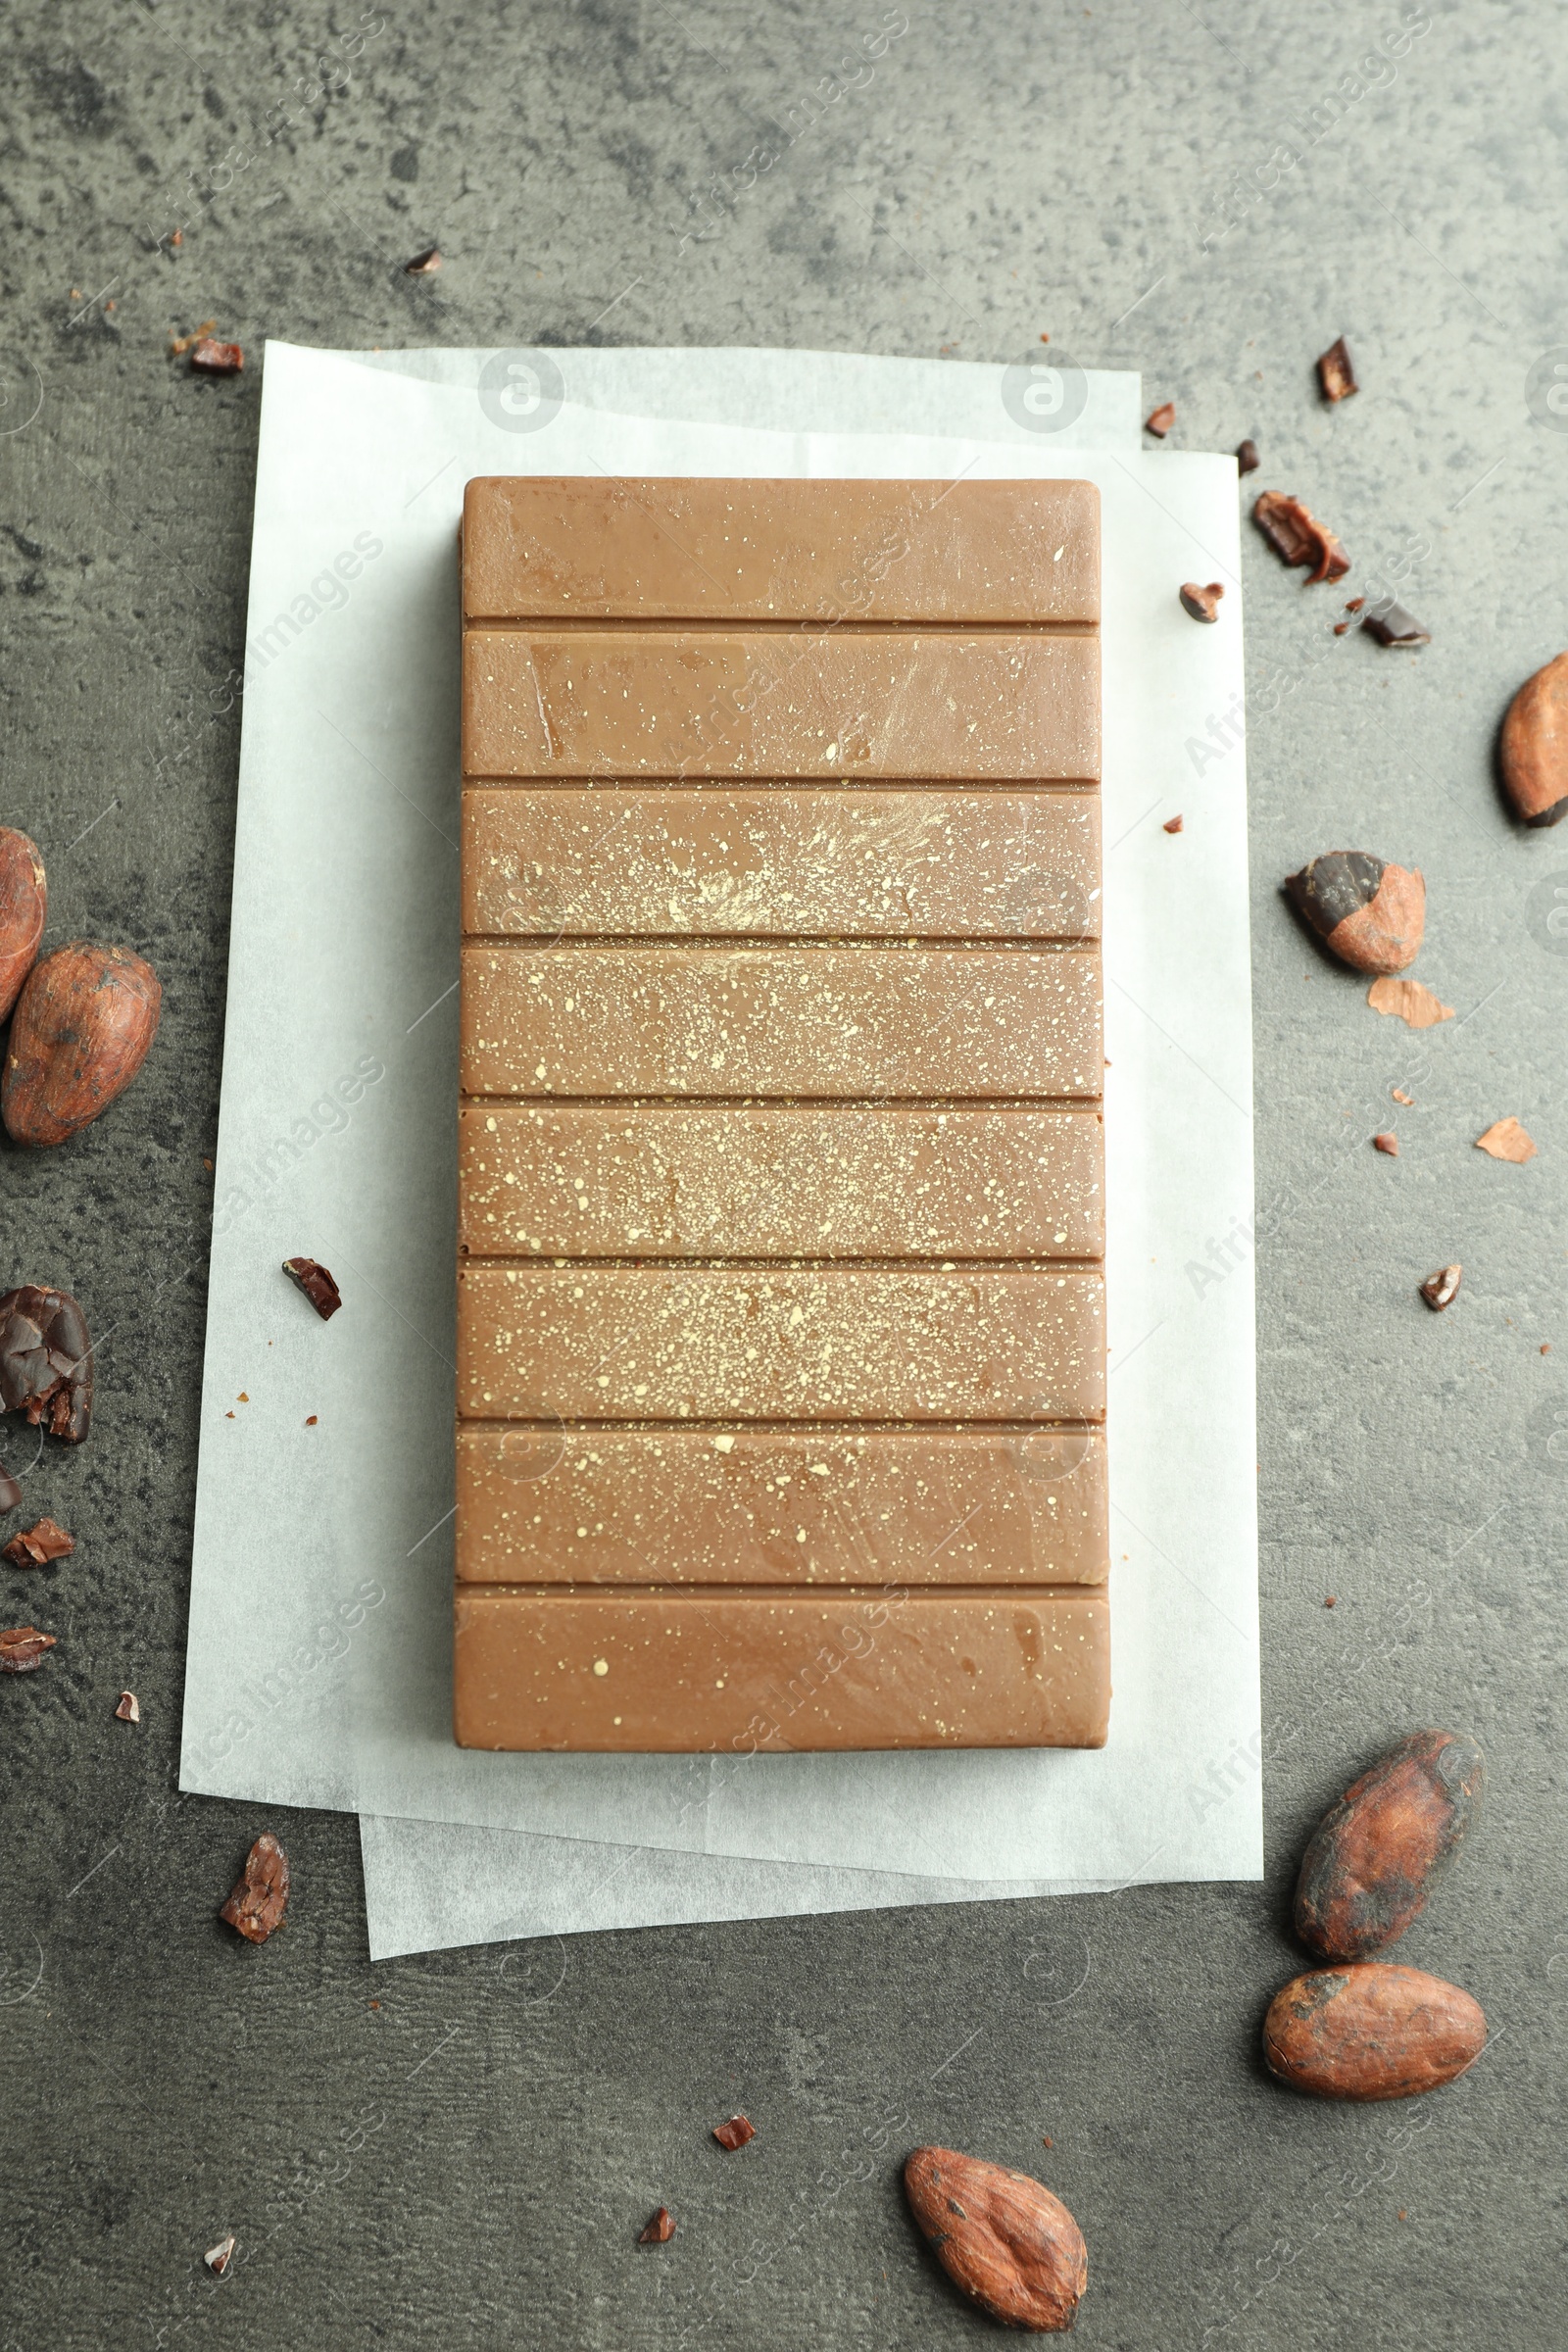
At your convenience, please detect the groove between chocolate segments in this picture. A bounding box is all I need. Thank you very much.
[461,774,1102,792]
[455,1416,1104,1431]
[465,1581,1102,1597]
[458,1095,1102,1110]
[463,615,1100,637]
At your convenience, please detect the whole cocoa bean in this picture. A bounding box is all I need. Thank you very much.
[0,827,46,1024]
[1263,1964,1485,2101]
[1295,1728,1485,1961]
[1499,650,1568,826]
[904,2145,1087,2332]
[2,941,162,1147]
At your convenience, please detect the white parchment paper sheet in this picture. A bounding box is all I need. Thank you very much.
[180,344,1259,1897]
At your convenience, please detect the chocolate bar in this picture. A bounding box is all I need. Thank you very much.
[456,476,1108,1751]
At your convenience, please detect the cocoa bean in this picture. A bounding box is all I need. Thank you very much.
[1498,650,1568,826]
[1295,1729,1485,1961]
[904,2145,1087,2333]
[1263,1964,1485,2101]
[1285,852,1425,975]
[2,941,162,1147]
[0,827,46,1024]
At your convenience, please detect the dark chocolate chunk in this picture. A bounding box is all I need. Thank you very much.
[220,1832,290,1943]
[1236,438,1260,476]
[1285,852,1425,975]
[1179,581,1224,623]
[1145,401,1175,438]
[2,1517,74,1568]
[0,1285,93,1443]
[1317,336,1358,402]
[1361,597,1430,649]
[282,1257,342,1320]
[712,2114,756,2151]
[639,2207,675,2243]
[0,1464,21,1512]
[1252,491,1350,584]
[1421,1264,1462,1311]
[0,1625,56,1672]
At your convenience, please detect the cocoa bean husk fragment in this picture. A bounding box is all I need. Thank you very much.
[2,1516,74,1567]
[1145,400,1175,437]
[1421,1264,1462,1311]
[1295,1729,1486,1961]
[220,1833,290,1944]
[1317,335,1358,402]
[1253,490,1350,582]
[1179,580,1224,623]
[639,2206,675,2243]
[904,2145,1087,2333]
[0,1285,93,1442]
[0,1625,56,1672]
[1263,1964,1485,2101]
[1285,852,1425,974]
[1475,1116,1537,1163]
[711,2114,755,2151]
[282,1257,342,1320]
[190,337,243,373]
[0,1463,21,1511]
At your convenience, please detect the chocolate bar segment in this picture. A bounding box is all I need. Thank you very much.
[454,1588,1111,1751]
[462,788,1102,941]
[463,629,1100,782]
[457,478,1107,1751]
[461,476,1101,626]
[459,1105,1104,1259]
[459,1264,1105,1422]
[461,946,1102,1101]
[455,1428,1108,1587]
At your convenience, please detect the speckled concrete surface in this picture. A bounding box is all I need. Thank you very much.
[2,4,1565,2345]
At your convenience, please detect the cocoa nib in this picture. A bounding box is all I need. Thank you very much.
[1179,580,1224,623]
[1421,1264,1462,1311]
[905,2146,1088,2332]
[711,2115,756,2151]
[220,1833,290,1943]
[1317,335,1358,402]
[1361,596,1430,648]
[190,336,243,373]
[1236,438,1260,476]
[1145,400,1175,437]
[282,1257,342,1320]
[0,1285,93,1443]
[0,1464,20,1512]
[2,1516,74,1568]
[639,2207,675,2243]
[1285,853,1425,975]
[1372,1133,1398,1156]
[1295,1729,1486,1962]
[1253,490,1350,583]
[0,1625,56,1673]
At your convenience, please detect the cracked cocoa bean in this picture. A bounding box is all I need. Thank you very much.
[0,1285,93,1443]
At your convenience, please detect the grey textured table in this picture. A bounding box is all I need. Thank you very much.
[2,5,1564,2345]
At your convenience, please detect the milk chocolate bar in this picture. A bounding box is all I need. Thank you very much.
[457,477,1107,1752]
